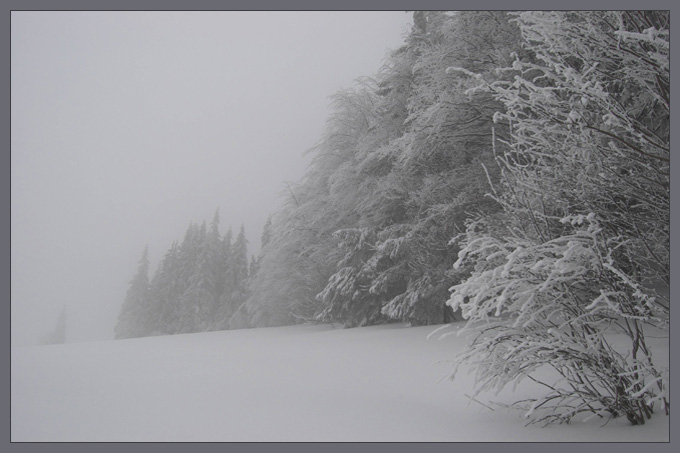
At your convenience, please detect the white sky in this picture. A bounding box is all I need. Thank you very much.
[11,11,413,345]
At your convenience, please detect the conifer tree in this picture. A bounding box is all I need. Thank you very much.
[248,255,259,281]
[209,210,225,311]
[180,220,222,333]
[147,241,180,335]
[173,223,204,333]
[230,217,277,329]
[115,246,150,339]
[229,226,250,309]
[215,227,234,329]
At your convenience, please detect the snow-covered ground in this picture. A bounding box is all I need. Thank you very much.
[11,322,669,442]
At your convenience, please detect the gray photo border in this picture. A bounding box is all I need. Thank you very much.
[4,0,676,452]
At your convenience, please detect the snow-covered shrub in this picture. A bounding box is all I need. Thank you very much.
[446,11,669,425]
[449,214,668,425]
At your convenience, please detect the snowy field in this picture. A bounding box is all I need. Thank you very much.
[11,322,669,442]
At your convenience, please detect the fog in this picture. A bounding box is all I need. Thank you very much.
[11,11,412,346]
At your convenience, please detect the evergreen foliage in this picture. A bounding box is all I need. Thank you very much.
[116,214,253,336]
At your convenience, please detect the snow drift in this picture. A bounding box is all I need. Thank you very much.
[11,323,668,442]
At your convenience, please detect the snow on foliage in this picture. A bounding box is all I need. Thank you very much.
[113,11,670,429]
[445,11,669,425]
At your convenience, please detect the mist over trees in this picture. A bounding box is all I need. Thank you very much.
[116,11,669,426]
[242,11,523,328]
[115,213,254,338]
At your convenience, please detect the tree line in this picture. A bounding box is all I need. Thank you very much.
[116,11,669,426]
[115,211,268,338]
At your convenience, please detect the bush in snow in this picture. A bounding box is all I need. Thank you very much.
[446,11,669,425]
